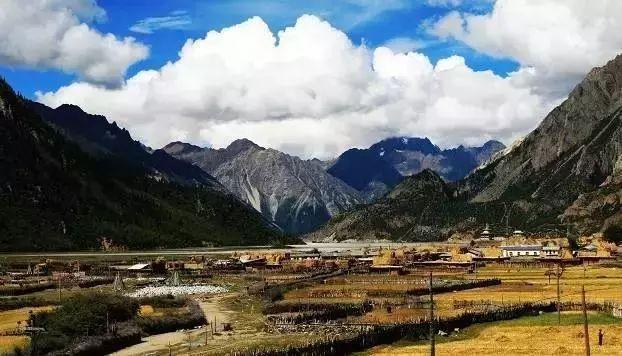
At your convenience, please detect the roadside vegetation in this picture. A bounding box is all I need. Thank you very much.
[2,291,206,355]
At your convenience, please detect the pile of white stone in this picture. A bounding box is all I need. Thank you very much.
[127,285,228,298]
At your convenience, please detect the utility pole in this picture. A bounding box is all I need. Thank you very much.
[429,271,435,356]
[29,311,37,356]
[581,285,590,356]
[58,275,62,303]
[556,263,561,325]
[187,331,191,352]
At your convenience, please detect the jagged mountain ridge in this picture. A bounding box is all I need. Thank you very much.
[327,137,505,197]
[28,102,221,188]
[0,78,279,251]
[309,54,622,243]
[164,140,364,234]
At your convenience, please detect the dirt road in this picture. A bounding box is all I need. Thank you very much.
[111,293,237,356]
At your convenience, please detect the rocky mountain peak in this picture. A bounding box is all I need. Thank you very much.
[370,136,440,155]
[166,139,363,234]
[162,141,203,155]
[56,103,87,115]
[387,169,448,200]
[226,138,262,154]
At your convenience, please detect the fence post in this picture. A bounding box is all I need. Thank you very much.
[582,285,590,356]
[557,263,561,325]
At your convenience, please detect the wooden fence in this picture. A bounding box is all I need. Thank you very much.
[192,302,560,356]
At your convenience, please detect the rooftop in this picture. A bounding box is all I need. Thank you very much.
[501,245,542,251]
[128,263,150,270]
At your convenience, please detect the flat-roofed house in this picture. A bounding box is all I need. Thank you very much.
[501,245,542,258]
[542,245,561,258]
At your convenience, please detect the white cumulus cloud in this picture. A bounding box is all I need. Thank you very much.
[430,0,622,98]
[0,0,148,86]
[37,15,556,159]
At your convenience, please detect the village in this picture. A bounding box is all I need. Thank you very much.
[99,226,617,276]
[1,227,622,355]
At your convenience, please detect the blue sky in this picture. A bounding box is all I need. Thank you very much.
[0,0,516,98]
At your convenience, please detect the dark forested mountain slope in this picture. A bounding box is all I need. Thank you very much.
[0,78,279,251]
[28,102,220,187]
[305,169,505,242]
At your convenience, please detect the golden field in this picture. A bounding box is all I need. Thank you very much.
[0,336,28,355]
[0,306,54,332]
[0,306,54,354]
[364,312,622,356]
[436,265,622,307]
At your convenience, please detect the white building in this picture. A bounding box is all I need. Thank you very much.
[501,245,542,258]
[542,245,561,257]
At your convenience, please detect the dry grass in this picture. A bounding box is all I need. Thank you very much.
[437,265,622,307]
[0,336,28,354]
[365,312,622,355]
[139,304,162,316]
[283,275,430,300]
[0,306,54,332]
[0,307,52,355]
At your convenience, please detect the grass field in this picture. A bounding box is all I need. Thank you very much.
[362,312,622,355]
[0,306,54,332]
[0,306,54,355]
[279,264,622,326]
[436,265,622,309]
[0,335,28,355]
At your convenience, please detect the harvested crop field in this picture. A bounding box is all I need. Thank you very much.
[363,312,622,355]
[0,306,54,332]
[0,335,28,355]
[0,306,54,354]
[436,265,622,307]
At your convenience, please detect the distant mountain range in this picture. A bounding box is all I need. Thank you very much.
[0,79,280,251]
[308,54,622,243]
[163,136,505,235]
[327,137,505,198]
[164,140,364,235]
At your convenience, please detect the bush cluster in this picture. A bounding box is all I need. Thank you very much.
[135,299,205,334]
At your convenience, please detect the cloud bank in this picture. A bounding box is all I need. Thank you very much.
[0,0,148,86]
[430,0,622,98]
[37,14,557,159]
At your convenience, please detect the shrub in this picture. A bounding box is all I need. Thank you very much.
[0,282,55,296]
[77,277,114,288]
[30,292,139,354]
[0,296,50,311]
[136,299,205,335]
[136,295,187,308]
